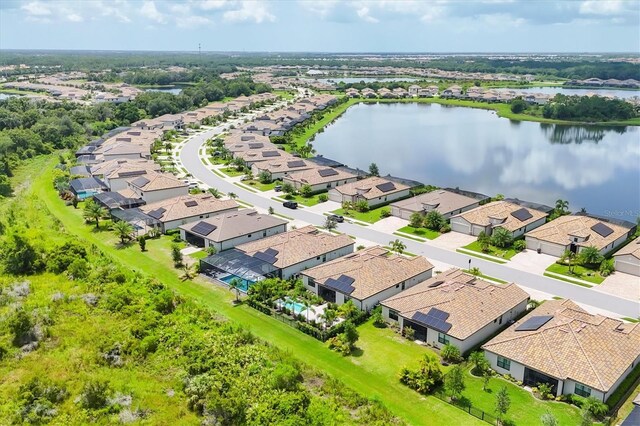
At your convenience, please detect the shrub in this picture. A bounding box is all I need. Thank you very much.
[513,240,527,252]
[583,397,608,419]
[299,184,313,198]
[403,326,415,340]
[66,258,89,280]
[537,382,553,399]
[17,378,68,424]
[318,193,328,203]
[270,363,302,391]
[599,258,615,277]
[355,200,369,212]
[440,224,451,233]
[371,306,385,328]
[399,353,443,394]
[490,227,513,248]
[441,343,461,363]
[380,208,391,218]
[79,380,111,410]
[409,212,424,228]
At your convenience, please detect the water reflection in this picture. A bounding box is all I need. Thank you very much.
[312,103,640,215]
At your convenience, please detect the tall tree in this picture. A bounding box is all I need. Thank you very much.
[83,200,106,229]
[495,386,511,425]
[112,221,134,245]
[444,365,465,401]
[389,239,406,255]
[368,163,379,177]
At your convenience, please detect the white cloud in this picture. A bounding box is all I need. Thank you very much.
[579,0,623,15]
[140,0,166,24]
[67,13,84,22]
[21,1,51,16]
[298,0,339,18]
[356,6,378,23]
[198,0,230,10]
[176,15,212,28]
[223,1,275,23]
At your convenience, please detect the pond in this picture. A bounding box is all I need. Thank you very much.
[312,102,640,218]
[494,86,640,100]
[144,86,183,95]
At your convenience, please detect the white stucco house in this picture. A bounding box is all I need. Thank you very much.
[450,201,548,238]
[328,176,410,208]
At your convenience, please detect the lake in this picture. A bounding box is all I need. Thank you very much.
[313,102,640,218]
[144,86,183,95]
[495,86,640,100]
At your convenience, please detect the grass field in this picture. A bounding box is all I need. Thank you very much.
[219,167,245,177]
[279,193,326,207]
[545,263,605,285]
[332,205,391,224]
[397,225,440,240]
[242,179,278,191]
[462,241,518,261]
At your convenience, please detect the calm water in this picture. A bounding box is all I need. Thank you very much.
[0,93,18,100]
[495,86,640,100]
[313,103,640,218]
[144,86,183,95]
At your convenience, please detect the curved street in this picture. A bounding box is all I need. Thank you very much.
[179,121,640,319]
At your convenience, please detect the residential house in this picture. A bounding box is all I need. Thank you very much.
[139,194,238,232]
[69,177,108,200]
[442,85,463,98]
[482,299,640,402]
[345,88,360,98]
[390,189,483,220]
[101,161,162,191]
[236,148,291,167]
[302,246,434,312]
[450,201,548,238]
[234,226,355,279]
[179,209,287,252]
[382,268,529,354]
[251,158,315,181]
[282,167,358,193]
[361,88,377,98]
[126,171,189,204]
[392,87,408,98]
[613,236,640,276]
[408,85,421,97]
[525,214,635,257]
[377,88,394,98]
[328,176,411,208]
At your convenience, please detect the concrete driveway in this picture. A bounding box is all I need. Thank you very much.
[596,272,640,302]
[510,250,558,275]
[432,232,475,250]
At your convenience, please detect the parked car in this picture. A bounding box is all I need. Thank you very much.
[283,201,298,209]
[329,214,344,223]
[274,185,282,192]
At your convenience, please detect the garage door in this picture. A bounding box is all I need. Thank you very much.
[328,191,343,203]
[451,218,471,235]
[615,257,640,276]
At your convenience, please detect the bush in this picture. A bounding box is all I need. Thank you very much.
[318,193,328,203]
[403,326,415,340]
[439,224,451,233]
[380,208,391,218]
[79,380,111,409]
[583,397,608,419]
[355,200,369,212]
[441,344,461,363]
[513,240,527,252]
[399,353,443,394]
[599,258,615,277]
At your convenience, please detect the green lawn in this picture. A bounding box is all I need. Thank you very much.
[463,241,518,260]
[280,193,326,207]
[397,225,440,240]
[219,167,245,177]
[34,161,484,426]
[545,263,605,284]
[332,205,391,224]
[242,179,278,191]
[289,97,355,151]
[189,250,208,260]
[459,367,583,426]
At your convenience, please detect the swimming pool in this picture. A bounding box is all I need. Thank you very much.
[276,298,308,315]
[219,274,255,292]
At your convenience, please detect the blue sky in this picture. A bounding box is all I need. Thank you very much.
[0,0,638,52]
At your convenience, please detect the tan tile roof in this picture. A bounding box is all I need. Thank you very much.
[237,148,292,163]
[105,162,162,179]
[179,209,287,242]
[482,299,640,392]
[284,167,357,186]
[383,268,529,341]
[302,246,433,300]
[526,215,631,251]
[252,158,314,174]
[614,236,640,260]
[452,201,547,232]
[223,133,271,146]
[333,177,410,200]
[127,171,187,192]
[236,225,354,269]
[227,141,279,154]
[90,159,158,177]
[140,194,238,223]
[391,190,479,216]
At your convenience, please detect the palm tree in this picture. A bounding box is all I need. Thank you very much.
[560,250,578,274]
[301,299,316,322]
[83,200,106,229]
[229,277,243,303]
[208,188,222,199]
[579,246,603,266]
[389,239,406,255]
[228,192,238,200]
[319,308,337,329]
[180,264,197,281]
[490,227,513,249]
[164,142,172,154]
[112,220,134,245]
[324,216,338,232]
[555,199,569,214]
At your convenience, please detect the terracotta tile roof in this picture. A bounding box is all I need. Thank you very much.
[179,209,287,242]
[332,177,410,200]
[140,194,238,223]
[237,148,293,163]
[452,201,547,232]
[383,268,529,341]
[391,190,479,216]
[236,226,354,269]
[105,162,162,179]
[302,246,433,300]
[252,158,315,174]
[526,215,631,251]
[614,236,640,260]
[482,299,640,392]
[127,171,187,192]
[223,133,271,146]
[284,167,357,186]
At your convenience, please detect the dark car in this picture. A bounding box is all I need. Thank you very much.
[283,201,298,209]
[274,185,282,192]
[329,214,344,223]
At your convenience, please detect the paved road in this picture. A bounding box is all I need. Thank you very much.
[180,123,640,318]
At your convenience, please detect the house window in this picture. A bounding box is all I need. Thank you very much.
[389,310,398,321]
[316,256,320,260]
[401,282,405,290]
[575,383,591,398]
[247,234,252,238]
[326,183,331,188]
[200,215,204,218]
[308,280,315,288]
[263,231,266,237]
[438,333,449,345]
[497,356,511,370]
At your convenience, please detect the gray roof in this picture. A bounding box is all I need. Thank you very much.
[180,209,287,243]
[70,165,91,177]
[70,177,108,192]
[308,156,345,168]
[504,198,554,214]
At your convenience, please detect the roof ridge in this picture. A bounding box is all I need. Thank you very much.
[567,321,606,390]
